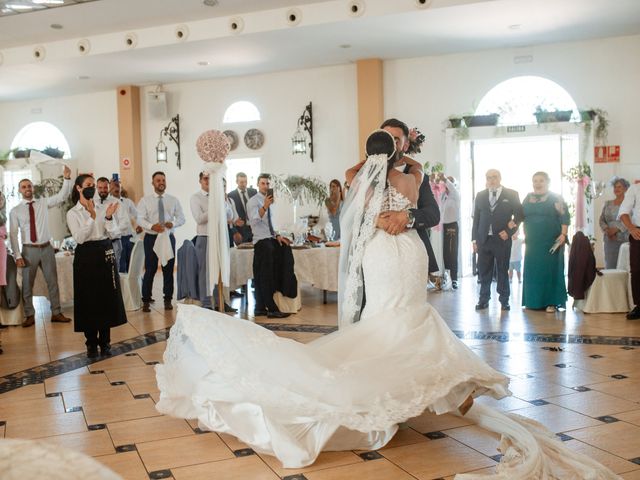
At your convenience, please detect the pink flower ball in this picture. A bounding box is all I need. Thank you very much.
[196,130,230,163]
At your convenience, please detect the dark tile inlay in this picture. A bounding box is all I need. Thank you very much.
[283,475,308,480]
[194,427,211,434]
[530,399,550,406]
[621,346,635,350]
[116,444,137,453]
[490,454,503,463]
[596,416,619,423]
[134,393,151,399]
[146,361,160,365]
[589,354,604,359]
[125,353,138,357]
[554,363,567,368]
[611,374,628,380]
[556,433,573,442]
[630,457,640,465]
[45,392,62,397]
[424,431,447,440]
[149,470,172,479]
[65,406,83,413]
[233,448,255,457]
[359,451,383,461]
[90,370,105,374]
[88,423,107,430]
[572,386,591,392]
[110,381,126,386]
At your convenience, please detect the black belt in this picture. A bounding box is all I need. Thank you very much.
[24,242,51,249]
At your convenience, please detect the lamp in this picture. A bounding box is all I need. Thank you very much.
[156,114,181,169]
[291,102,313,162]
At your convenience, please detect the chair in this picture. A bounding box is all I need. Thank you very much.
[119,238,145,311]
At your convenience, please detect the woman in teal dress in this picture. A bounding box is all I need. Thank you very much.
[522,171,570,312]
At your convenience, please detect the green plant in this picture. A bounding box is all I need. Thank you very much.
[592,108,609,145]
[423,161,444,175]
[41,146,65,159]
[272,175,328,207]
[33,175,74,212]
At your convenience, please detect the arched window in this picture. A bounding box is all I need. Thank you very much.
[10,121,72,158]
[475,76,579,125]
[223,101,261,123]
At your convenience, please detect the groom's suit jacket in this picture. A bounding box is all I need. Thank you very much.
[472,187,523,246]
[405,166,441,273]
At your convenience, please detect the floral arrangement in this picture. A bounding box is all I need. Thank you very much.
[196,130,230,163]
[405,127,426,155]
[272,175,328,207]
[564,162,591,183]
[422,161,444,176]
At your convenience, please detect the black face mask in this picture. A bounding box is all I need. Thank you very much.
[82,187,95,200]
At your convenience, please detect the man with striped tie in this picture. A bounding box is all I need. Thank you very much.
[228,172,256,244]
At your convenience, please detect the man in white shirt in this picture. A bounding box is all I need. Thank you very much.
[619,183,640,320]
[96,177,123,269]
[137,171,185,312]
[189,172,237,312]
[440,174,461,289]
[110,179,141,272]
[9,164,73,327]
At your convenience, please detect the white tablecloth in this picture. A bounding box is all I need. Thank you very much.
[230,246,340,291]
[575,269,631,313]
[19,252,74,305]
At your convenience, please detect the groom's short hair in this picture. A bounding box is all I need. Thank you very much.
[380,118,409,138]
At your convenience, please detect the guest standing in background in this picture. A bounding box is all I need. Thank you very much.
[599,177,630,268]
[137,171,186,312]
[67,174,127,358]
[228,172,256,244]
[325,179,343,240]
[95,177,123,268]
[522,171,570,313]
[619,181,640,320]
[509,229,524,283]
[9,165,73,328]
[440,174,460,289]
[110,180,141,272]
[0,192,7,287]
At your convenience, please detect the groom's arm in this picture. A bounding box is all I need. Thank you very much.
[410,177,440,229]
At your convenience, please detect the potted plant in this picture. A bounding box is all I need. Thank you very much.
[447,116,463,128]
[41,146,65,159]
[534,106,572,123]
[579,109,597,122]
[462,113,499,127]
[13,148,30,158]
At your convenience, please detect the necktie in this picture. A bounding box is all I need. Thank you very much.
[28,201,37,243]
[240,190,248,215]
[158,196,165,224]
[490,190,498,209]
[266,206,275,236]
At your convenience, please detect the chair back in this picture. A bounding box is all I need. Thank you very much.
[127,238,145,280]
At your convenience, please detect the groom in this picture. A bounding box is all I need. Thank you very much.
[376,118,441,274]
[472,169,523,311]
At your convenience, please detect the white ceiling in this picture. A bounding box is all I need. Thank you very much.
[1,0,639,102]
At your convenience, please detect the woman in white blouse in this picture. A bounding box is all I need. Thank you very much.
[67,174,128,359]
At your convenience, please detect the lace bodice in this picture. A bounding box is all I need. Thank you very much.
[381,184,416,212]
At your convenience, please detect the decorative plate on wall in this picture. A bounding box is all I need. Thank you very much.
[223,130,239,151]
[244,128,265,150]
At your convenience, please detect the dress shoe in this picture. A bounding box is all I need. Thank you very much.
[22,315,35,328]
[627,306,640,320]
[142,302,151,313]
[86,346,99,359]
[164,301,173,311]
[267,311,290,319]
[546,305,557,313]
[452,281,459,290]
[51,313,71,323]
[475,303,488,311]
[254,309,268,316]
[100,344,112,357]
[223,303,238,313]
[149,298,156,303]
[230,290,244,298]
[501,303,510,311]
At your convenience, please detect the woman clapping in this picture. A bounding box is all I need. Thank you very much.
[67,174,127,358]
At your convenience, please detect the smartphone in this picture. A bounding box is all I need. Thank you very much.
[112,173,120,182]
[267,188,274,198]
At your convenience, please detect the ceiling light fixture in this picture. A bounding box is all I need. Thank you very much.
[33,0,65,4]
[339,44,351,49]
[508,24,522,30]
[6,4,34,10]
[50,23,63,29]
[77,75,90,80]
[203,0,218,6]
[197,61,210,66]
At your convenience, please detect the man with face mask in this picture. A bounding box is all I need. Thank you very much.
[9,164,73,327]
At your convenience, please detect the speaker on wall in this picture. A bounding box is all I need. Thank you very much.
[147,91,168,119]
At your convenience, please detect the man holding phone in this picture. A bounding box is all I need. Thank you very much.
[247,174,291,318]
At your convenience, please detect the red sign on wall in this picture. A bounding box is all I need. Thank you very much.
[594,145,620,163]
[121,157,131,170]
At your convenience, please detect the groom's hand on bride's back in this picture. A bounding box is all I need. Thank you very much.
[378,211,409,235]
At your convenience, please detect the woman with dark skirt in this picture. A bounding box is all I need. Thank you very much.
[67,174,128,358]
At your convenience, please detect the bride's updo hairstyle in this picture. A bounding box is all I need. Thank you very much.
[366,129,396,178]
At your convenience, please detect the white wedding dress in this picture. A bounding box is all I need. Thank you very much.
[156,160,619,478]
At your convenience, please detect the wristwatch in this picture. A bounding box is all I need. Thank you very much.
[406,210,415,228]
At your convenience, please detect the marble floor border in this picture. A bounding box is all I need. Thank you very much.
[0,322,638,395]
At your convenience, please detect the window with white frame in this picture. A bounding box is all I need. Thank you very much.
[10,121,72,158]
[223,101,261,123]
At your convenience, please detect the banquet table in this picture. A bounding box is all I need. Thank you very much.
[230,245,340,299]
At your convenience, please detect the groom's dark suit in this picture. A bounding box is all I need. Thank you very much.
[405,166,440,273]
[472,187,523,306]
[228,187,257,243]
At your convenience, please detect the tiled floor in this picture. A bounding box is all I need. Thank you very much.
[1,275,639,479]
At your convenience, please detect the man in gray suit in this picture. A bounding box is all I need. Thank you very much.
[227,172,256,244]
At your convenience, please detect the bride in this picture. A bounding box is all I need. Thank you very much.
[156,130,619,478]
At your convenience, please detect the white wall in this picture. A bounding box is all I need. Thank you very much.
[140,63,358,246]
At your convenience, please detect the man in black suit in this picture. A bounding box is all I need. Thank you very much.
[376,118,440,274]
[472,169,523,311]
[228,172,257,243]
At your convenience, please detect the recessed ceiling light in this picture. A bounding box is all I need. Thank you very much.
[203,0,218,6]
[50,23,63,29]
[77,75,90,80]
[6,4,34,10]
[339,44,351,49]
[508,24,522,30]
[197,61,210,66]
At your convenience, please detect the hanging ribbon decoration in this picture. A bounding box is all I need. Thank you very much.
[575,174,591,232]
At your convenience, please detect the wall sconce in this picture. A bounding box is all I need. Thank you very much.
[156,114,181,169]
[291,102,313,162]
